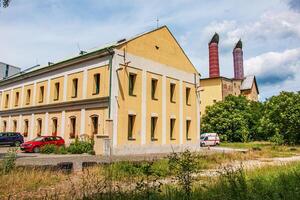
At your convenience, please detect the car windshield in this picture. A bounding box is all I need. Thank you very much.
[200,136,205,140]
[32,137,44,141]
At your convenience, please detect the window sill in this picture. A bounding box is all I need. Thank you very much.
[92,92,100,95]
[53,98,59,101]
[186,103,191,106]
[170,100,176,104]
[129,94,137,97]
[170,138,176,141]
[186,138,192,141]
[128,137,136,141]
[96,135,109,138]
[71,96,77,99]
[151,97,158,101]
[151,138,158,141]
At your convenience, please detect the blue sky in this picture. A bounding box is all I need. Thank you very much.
[1,0,300,100]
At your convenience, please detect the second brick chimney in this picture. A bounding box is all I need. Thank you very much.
[233,39,244,79]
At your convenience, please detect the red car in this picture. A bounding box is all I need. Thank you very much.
[20,136,65,153]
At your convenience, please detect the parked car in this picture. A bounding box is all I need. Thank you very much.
[200,133,220,147]
[0,132,24,146]
[20,136,65,153]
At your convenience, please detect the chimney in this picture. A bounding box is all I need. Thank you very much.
[233,39,244,79]
[209,33,220,78]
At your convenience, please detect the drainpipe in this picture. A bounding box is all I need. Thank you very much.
[106,48,114,119]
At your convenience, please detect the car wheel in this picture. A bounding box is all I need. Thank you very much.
[33,147,40,153]
[14,141,21,147]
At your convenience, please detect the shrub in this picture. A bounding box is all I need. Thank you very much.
[40,144,58,154]
[269,133,284,145]
[1,148,17,174]
[55,146,68,154]
[67,140,94,154]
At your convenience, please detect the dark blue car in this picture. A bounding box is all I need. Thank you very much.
[0,132,24,146]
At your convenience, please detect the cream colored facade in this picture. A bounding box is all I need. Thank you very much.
[200,77,259,116]
[0,26,201,155]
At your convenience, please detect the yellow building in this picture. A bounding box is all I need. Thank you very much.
[200,76,259,116]
[0,26,201,155]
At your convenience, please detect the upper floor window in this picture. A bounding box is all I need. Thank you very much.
[128,73,137,96]
[72,78,78,98]
[5,94,9,108]
[26,89,31,105]
[39,86,44,103]
[186,87,191,105]
[13,120,17,132]
[93,73,100,95]
[151,79,158,100]
[2,121,7,132]
[15,92,19,107]
[54,82,60,101]
[170,83,176,103]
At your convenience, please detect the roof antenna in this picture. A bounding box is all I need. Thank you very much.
[76,43,86,55]
[156,17,159,28]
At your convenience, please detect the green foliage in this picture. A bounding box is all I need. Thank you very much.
[201,95,263,142]
[1,148,17,174]
[40,144,57,154]
[269,133,284,145]
[67,139,94,154]
[168,150,198,199]
[260,91,300,144]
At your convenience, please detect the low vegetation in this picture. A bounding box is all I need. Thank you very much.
[40,139,95,155]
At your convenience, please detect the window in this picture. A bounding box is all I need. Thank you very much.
[128,115,136,140]
[54,82,60,101]
[151,79,158,100]
[186,120,191,140]
[72,78,78,98]
[23,120,29,137]
[91,115,99,135]
[93,74,100,95]
[186,87,191,105]
[128,73,136,96]
[151,117,158,141]
[5,94,9,108]
[39,86,44,103]
[170,83,176,103]
[15,92,19,107]
[26,89,31,105]
[2,121,7,132]
[52,118,58,136]
[13,120,17,132]
[70,117,76,138]
[37,119,42,136]
[213,99,217,103]
[5,65,9,78]
[170,118,176,140]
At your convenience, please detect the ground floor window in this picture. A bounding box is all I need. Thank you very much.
[170,118,176,140]
[37,119,42,136]
[128,115,136,140]
[91,115,99,135]
[186,120,191,140]
[2,121,7,132]
[52,118,58,136]
[23,120,29,137]
[70,117,76,139]
[151,117,158,141]
[13,120,17,132]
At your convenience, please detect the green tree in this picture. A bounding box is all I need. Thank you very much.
[1,0,10,7]
[201,95,263,142]
[259,91,300,144]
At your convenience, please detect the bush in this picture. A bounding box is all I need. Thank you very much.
[269,133,284,145]
[40,144,58,154]
[55,146,68,154]
[1,148,17,174]
[67,139,94,154]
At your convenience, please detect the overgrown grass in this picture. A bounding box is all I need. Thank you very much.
[0,167,67,199]
[221,141,300,158]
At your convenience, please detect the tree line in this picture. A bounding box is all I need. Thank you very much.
[201,91,300,144]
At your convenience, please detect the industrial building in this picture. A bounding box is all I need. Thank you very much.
[0,62,21,80]
[0,26,201,155]
[200,33,259,116]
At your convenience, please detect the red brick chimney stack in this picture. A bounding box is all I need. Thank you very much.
[233,39,244,79]
[209,33,220,78]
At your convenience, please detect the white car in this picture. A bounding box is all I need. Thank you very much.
[200,133,220,147]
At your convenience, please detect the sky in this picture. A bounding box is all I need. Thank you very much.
[0,0,300,101]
